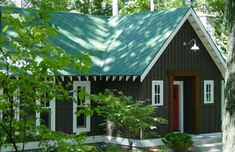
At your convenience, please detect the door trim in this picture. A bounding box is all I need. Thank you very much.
[168,71,200,133]
[173,81,184,132]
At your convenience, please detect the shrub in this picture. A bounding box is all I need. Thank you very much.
[161,132,193,152]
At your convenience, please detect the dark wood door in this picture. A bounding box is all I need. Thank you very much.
[172,85,179,131]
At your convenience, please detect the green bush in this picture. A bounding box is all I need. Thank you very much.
[161,132,193,152]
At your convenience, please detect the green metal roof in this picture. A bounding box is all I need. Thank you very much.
[52,7,190,76]
[2,7,190,76]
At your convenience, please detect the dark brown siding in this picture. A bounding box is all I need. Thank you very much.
[55,76,141,136]
[55,20,223,137]
[140,20,223,135]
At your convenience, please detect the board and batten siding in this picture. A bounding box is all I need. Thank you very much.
[55,76,141,136]
[54,20,223,137]
[140,20,223,135]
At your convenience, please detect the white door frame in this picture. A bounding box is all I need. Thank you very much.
[173,81,184,132]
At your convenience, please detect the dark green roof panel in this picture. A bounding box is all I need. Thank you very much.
[2,7,190,76]
[102,8,189,75]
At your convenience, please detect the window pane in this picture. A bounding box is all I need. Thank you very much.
[77,86,86,127]
[41,110,51,129]
[77,107,86,127]
[157,85,160,94]
[157,95,160,104]
[208,94,211,101]
[154,95,157,104]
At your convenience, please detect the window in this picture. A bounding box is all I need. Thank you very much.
[152,81,163,106]
[73,81,90,133]
[204,80,214,104]
[36,81,56,131]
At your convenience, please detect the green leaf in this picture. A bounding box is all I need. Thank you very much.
[2,25,9,32]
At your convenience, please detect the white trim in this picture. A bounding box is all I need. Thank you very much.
[112,76,116,81]
[152,80,163,106]
[69,76,73,81]
[173,81,184,132]
[84,136,163,147]
[1,141,41,151]
[140,8,226,81]
[221,80,225,121]
[14,89,20,120]
[140,9,192,82]
[35,80,56,131]
[119,76,123,81]
[204,80,214,104]
[133,76,137,81]
[106,76,110,81]
[77,76,81,81]
[0,132,222,150]
[93,76,96,81]
[61,76,64,81]
[0,89,3,119]
[189,11,226,78]
[36,97,56,130]
[36,96,40,127]
[73,81,91,133]
[126,76,130,81]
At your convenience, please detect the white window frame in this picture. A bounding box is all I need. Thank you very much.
[204,80,214,104]
[14,89,20,120]
[152,80,164,106]
[73,81,91,133]
[221,80,225,120]
[36,80,56,131]
[0,89,3,119]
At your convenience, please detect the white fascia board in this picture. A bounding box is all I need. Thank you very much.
[189,10,226,78]
[69,76,73,81]
[133,76,137,81]
[119,76,123,81]
[112,76,116,81]
[140,9,192,82]
[93,76,96,81]
[61,76,64,81]
[126,76,130,81]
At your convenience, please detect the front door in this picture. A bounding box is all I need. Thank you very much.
[172,81,184,132]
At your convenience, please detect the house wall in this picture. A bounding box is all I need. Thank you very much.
[55,20,223,137]
[55,77,141,136]
[140,20,223,135]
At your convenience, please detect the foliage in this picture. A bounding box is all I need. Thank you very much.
[193,0,228,53]
[0,1,92,151]
[38,129,95,152]
[90,90,167,148]
[68,0,112,16]
[119,0,186,14]
[162,132,193,152]
[101,144,128,152]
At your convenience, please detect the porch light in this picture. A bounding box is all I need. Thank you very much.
[183,39,199,52]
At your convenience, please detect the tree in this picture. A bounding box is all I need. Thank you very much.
[0,1,93,151]
[90,90,167,149]
[119,0,186,14]
[222,0,235,151]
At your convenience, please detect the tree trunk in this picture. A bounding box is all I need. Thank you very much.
[222,24,235,152]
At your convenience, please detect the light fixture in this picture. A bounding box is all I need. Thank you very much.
[183,39,199,52]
